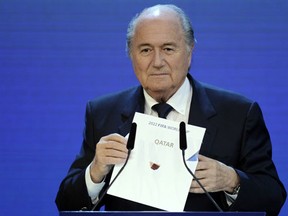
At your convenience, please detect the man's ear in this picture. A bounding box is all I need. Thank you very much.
[188,44,194,67]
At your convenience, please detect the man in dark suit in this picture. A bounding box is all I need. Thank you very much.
[55,4,286,215]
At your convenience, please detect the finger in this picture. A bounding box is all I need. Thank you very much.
[191,177,218,193]
[102,133,128,146]
[95,152,127,168]
[98,134,128,153]
[190,179,209,193]
[191,176,210,187]
[196,155,210,169]
[190,186,206,194]
[195,160,211,171]
[103,147,128,160]
[101,155,127,165]
[196,155,218,171]
[104,141,128,153]
[97,144,128,164]
[198,154,212,162]
[194,169,208,180]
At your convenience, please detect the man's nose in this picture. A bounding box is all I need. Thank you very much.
[152,50,165,68]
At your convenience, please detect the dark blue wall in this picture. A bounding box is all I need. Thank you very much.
[0,0,287,215]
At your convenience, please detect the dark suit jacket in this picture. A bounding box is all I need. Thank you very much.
[55,74,286,215]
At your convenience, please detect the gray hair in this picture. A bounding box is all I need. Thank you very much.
[126,4,195,56]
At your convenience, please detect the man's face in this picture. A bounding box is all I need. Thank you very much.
[130,12,192,102]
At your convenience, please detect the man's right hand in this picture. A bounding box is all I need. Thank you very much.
[90,133,128,183]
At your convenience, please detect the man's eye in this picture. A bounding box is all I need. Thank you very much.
[164,47,174,53]
[141,48,150,53]
[140,48,152,55]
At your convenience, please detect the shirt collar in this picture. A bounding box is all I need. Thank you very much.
[143,77,192,116]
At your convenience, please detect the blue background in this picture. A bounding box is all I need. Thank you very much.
[0,0,287,215]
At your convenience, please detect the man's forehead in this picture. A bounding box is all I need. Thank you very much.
[132,15,184,47]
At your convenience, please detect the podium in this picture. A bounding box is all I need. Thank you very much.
[60,212,266,216]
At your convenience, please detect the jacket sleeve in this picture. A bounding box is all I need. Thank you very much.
[229,102,286,216]
[55,102,98,211]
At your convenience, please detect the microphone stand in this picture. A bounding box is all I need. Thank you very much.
[179,122,223,212]
[91,123,137,211]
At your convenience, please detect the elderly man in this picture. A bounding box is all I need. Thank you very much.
[55,4,286,215]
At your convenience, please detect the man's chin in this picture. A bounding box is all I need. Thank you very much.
[146,87,175,102]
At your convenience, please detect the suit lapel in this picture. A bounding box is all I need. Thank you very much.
[187,75,217,156]
[118,86,145,136]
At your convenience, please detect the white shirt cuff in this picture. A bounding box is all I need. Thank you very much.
[224,191,238,206]
[85,163,105,203]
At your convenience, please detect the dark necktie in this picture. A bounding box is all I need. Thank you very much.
[152,103,173,119]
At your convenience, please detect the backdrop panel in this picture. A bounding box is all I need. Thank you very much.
[0,0,287,215]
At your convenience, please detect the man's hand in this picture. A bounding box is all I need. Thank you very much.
[90,133,128,183]
[190,154,240,193]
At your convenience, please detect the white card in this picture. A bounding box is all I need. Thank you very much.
[108,112,206,211]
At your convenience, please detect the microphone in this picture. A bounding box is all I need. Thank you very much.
[91,122,137,211]
[126,122,137,150]
[179,122,187,150]
[179,122,223,212]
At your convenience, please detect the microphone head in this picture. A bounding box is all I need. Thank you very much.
[127,122,137,150]
[179,121,187,150]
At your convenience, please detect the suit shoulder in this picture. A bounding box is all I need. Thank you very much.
[196,82,263,127]
[201,82,255,106]
[86,86,141,111]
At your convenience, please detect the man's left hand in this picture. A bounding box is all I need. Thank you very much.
[190,154,240,193]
